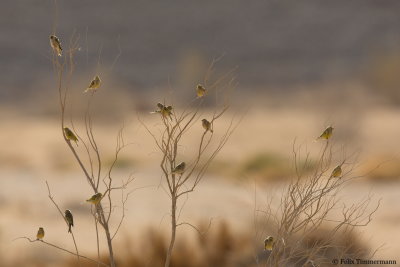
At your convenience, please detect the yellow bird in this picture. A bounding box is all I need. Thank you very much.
[331,165,342,178]
[63,127,78,145]
[64,210,74,233]
[165,105,173,113]
[317,126,334,140]
[152,103,173,118]
[163,105,173,117]
[172,162,186,175]
[36,227,45,240]
[264,236,274,251]
[86,192,103,205]
[196,84,207,98]
[84,75,101,93]
[49,35,62,56]
[202,119,213,133]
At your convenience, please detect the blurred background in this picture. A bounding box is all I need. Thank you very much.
[1,0,400,266]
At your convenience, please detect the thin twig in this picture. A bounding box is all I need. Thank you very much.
[14,237,108,267]
[45,181,81,265]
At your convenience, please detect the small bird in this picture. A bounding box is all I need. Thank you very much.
[172,162,186,175]
[152,103,173,118]
[64,210,74,233]
[162,105,173,117]
[63,127,78,145]
[331,165,342,178]
[36,227,45,240]
[165,105,173,114]
[264,236,274,251]
[50,35,62,56]
[317,126,334,140]
[84,75,101,93]
[86,192,103,205]
[202,119,213,133]
[157,102,164,110]
[196,84,207,98]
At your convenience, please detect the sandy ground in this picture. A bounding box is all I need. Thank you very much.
[1,108,400,265]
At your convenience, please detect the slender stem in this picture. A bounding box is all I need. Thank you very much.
[97,203,116,267]
[164,194,177,267]
[94,216,100,267]
[104,223,116,267]
[46,181,81,265]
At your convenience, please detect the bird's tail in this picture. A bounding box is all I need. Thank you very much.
[84,87,98,93]
[70,139,79,147]
[314,136,323,142]
[68,225,71,233]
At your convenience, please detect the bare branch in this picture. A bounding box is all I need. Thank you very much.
[45,181,80,265]
[176,218,213,236]
[14,237,108,266]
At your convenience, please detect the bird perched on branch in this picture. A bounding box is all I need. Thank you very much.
[202,119,213,133]
[331,165,342,178]
[317,126,334,140]
[86,192,103,205]
[164,105,173,117]
[36,227,45,240]
[84,75,101,93]
[264,236,274,251]
[50,35,62,56]
[64,210,74,233]
[152,103,173,118]
[172,162,186,175]
[196,84,207,98]
[64,127,78,145]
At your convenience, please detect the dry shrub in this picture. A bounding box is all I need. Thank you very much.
[253,141,379,267]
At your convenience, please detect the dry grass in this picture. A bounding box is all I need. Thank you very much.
[252,140,381,267]
[8,220,368,267]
